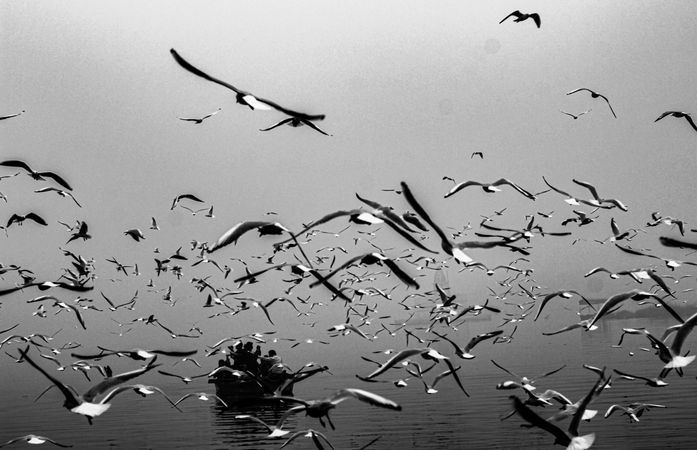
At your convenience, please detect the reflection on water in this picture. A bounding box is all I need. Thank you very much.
[1,316,695,449]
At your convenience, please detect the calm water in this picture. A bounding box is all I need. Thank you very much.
[2,313,695,449]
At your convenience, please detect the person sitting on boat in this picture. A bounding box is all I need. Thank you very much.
[259,349,283,374]
[235,341,260,374]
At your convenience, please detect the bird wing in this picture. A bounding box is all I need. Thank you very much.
[510,395,570,444]
[655,111,674,122]
[301,119,331,136]
[683,114,697,133]
[491,178,535,200]
[0,159,32,172]
[82,358,160,402]
[18,346,81,410]
[530,13,541,28]
[361,348,428,380]
[26,212,48,226]
[444,180,480,198]
[259,118,293,131]
[565,88,592,96]
[464,330,504,353]
[207,221,279,253]
[38,171,73,191]
[499,10,521,24]
[542,176,572,197]
[329,388,401,410]
[669,311,697,356]
[571,179,601,201]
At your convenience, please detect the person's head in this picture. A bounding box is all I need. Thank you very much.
[235,342,243,351]
[268,349,277,357]
[244,341,253,351]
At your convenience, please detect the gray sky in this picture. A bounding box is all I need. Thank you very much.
[2,1,697,348]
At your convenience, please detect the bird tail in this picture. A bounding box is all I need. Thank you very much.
[567,433,596,450]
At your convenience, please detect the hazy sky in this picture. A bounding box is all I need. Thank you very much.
[2,1,697,348]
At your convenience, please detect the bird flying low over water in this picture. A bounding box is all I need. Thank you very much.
[273,388,401,430]
[0,434,72,447]
[566,88,617,118]
[499,10,541,28]
[655,111,697,133]
[0,159,73,190]
[19,346,160,424]
[510,369,609,450]
[170,49,326,123]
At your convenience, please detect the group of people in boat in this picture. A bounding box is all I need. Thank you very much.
[217,341,286,382]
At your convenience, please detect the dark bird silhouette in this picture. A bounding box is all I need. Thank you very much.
[0,110,25,121]
[178,108,221,124]
[566,88,616,118]
[499,10,541,28]
[0,160,72,190]
[170,49,325,122]
[7,212,48,228]
[560,110,590,120]
[655,111,697,133]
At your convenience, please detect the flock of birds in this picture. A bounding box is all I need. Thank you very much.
[2,8,697,450]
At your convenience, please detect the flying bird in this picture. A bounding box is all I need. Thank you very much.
[0,434,72,447]
[178,108,221,124]
[655,111,697,133]
[0,160,72,190]
[260,117,331,136]
[7,212,48,228]
[499,10,541,28]
[170,48,326,122]
[560,110,590,120]
[34,187,82,207]
[444,178,536,200]
[0,110,25,121]
[566,88,617,118]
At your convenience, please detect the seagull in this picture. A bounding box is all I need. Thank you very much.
[585,289,683,330]
[0,110,25,121]
[33,187,82,207]
[471,152,484,159]
[444,178,536,200]
[604,403,666,423]
[499,10,541,28]
[66,221,91,244]
[173,392,228,408]
[71,346,196,361]
[358,347,468,396]
[0,434,72,447]
[431,329,503,359]
[170,193,205,210]
[235,414,291,438]
[571,179,628,211]
[150,217,160,230]
[613,368,668,387]
[533,290,595,321]
[0,159,72,190]
[170,49,325,122]
[6,212,48,228]
[566,88,617,118]
[157,370,208,384]
[280,429,334,450]
[19,346,160,423]
[178,108,221,124]
[273,388,401,430]
[509,370,608,450]
[260,116,331,136]
[124,229,145,242]
[493,359,566,391]
[206,221,289,253]
[655,111,697,133]
[560,110,591,120]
